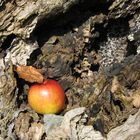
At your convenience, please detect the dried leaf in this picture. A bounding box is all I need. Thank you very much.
[15,65,44,83]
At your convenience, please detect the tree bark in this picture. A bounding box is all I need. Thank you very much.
[0,0,139,139]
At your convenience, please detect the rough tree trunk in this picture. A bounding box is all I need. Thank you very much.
[0,0,139,139]
[0,0,82,138]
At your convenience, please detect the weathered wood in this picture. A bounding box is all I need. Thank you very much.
[0,0,80,40]
[0,0,80,138]
[0,0,139,139]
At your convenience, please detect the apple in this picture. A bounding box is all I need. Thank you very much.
[28,79,65,114]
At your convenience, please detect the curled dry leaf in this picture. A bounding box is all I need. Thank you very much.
[15,65,44,83]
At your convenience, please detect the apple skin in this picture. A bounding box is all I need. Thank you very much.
[28,80,65,114]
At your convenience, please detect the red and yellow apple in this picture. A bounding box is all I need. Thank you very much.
[28,79,65,114]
